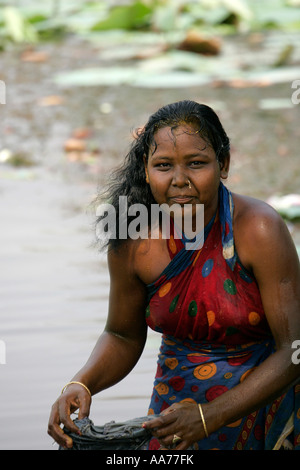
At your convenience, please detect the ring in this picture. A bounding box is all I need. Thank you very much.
[172,434,181,445]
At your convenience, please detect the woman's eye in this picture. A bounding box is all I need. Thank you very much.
[156,162,170,168]
[190,161,205,166]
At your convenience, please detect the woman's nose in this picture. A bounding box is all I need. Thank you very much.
[171,167,188,187]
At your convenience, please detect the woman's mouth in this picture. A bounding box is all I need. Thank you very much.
[169,196,194,204]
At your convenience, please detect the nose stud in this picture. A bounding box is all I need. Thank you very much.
[187,179,192,189]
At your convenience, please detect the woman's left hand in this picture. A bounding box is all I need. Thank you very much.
[143,402,207,450]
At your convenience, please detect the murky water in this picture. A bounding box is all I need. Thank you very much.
[0,168,161,450]
[0,34,299,449]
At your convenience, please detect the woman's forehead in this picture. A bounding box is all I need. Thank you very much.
[149,124,209,154]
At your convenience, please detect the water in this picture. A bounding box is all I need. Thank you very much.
[0,168,160,450]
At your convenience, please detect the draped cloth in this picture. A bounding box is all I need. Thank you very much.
[145,183,300,450]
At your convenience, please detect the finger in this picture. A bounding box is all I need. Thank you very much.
[160,435,188,451]
[143,412,176,430]
[48,409,74,449]
[153,422,177,441]
[161,406,177,416]
[159,434,179,449]
[175,439,190,451]
[142,416,164,429]
[51,424,74,449]
[77,395,91,420]
[58,399,82,435]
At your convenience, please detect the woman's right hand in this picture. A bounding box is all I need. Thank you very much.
[47,383,92,449]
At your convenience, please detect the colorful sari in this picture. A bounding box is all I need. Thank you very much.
[145,183,300,450]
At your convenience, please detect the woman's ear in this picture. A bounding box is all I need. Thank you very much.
[143,155,149,183]
[220,153,230,180]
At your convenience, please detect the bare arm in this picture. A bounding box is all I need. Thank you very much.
[71,243,148,394]
[48,241,148,448]
[144,200,300,448]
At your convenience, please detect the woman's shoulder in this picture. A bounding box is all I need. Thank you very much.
[232,191,285,236]
[107,237,170,286]
[231,191,293,271]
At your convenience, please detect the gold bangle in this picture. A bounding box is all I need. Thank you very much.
[61,381,92,397]
[198,403,209,438]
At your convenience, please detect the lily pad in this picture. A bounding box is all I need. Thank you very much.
[3,6,38,43]
[258,98,294,110]
[91,1,152,31]
[54,67,137,87]
[267,194,300,221]
[134,70,211,88]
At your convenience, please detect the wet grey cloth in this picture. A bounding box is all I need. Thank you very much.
[59,416,158,450]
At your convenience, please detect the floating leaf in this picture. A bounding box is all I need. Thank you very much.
[258,98,294,110]
[3,6,38,43]
[248,66,300,85]
[91,1,152,31]
[54,67,137,87]
[268,194,300,220]
[0,149,35,167]
[273,43,295,67]
[54,65,213,88]
[150,3,180,32]
[248,0,300,29]
[136,70,212,88]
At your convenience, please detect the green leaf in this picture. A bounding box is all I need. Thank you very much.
[53,65,213,88]
[3,6,38,43]
[151,4,179,32]
[54,67,137,87]
[248,0,300,28]
[91,2,152,31]
[268,194,300,221]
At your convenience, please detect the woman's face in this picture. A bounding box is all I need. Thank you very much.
[145,124,229,226]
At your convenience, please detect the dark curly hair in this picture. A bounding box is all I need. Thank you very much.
[94,100,230,251]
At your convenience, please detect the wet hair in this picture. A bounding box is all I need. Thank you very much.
[94,100,230,251]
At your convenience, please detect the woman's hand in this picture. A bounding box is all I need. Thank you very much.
[143,402,208,450]
[47,383,92,449]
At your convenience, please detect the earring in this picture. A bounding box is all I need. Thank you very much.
[187,179,192,189]
[145,173,149,184]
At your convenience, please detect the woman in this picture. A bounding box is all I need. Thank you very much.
[48,100,300,450]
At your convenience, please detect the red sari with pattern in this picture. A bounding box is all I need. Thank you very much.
[145,183,300,450]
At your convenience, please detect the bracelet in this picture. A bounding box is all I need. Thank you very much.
[198,403,209,438]
[61,381,92,397]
